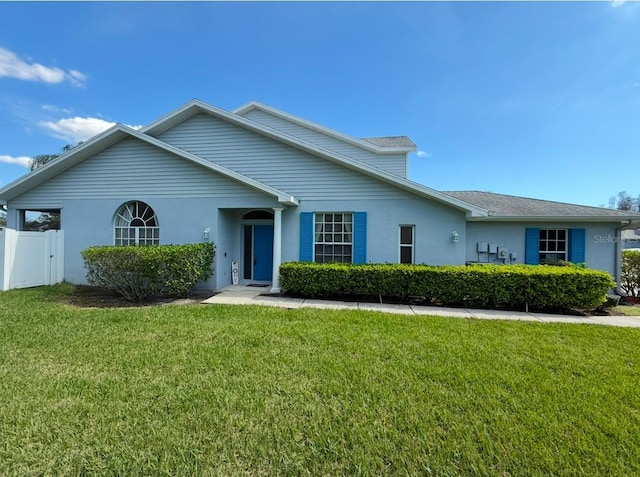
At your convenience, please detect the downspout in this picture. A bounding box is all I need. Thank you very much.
[615,221,630,293]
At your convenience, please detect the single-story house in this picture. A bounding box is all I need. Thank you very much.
[0,99,638,292]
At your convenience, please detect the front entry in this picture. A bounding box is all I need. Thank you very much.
[243,224,274,281]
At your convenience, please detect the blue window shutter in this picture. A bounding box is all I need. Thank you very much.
[299,212,313,262]
[353,212,367,264]
[568,228,586,264]
[525,228,540,264]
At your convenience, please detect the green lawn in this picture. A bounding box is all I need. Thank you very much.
[1,284,639,476]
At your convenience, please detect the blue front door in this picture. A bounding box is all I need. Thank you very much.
[253,225,273,281]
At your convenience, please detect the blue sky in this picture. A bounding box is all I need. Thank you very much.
[1,1,639,207]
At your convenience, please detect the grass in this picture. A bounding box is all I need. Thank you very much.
[1,284,639,476]
[613,305,640,316]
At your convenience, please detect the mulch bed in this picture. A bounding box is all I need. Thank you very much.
[65,285,213,308]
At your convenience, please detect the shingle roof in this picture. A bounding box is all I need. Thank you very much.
[360,136,416,148]
[443,190,640,219]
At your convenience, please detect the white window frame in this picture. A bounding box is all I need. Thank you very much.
[313,212,353,263]
[539,228,567,264]
[114,201,160,246]
[399,225,415,264]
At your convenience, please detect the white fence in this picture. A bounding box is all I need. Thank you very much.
[0,228,64,291]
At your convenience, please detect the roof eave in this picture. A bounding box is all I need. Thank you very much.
[136,100,483,214]
[140,99,206,136]
[468,215,637,223]
[232,101,416,155]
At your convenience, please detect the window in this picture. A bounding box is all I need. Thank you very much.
[114,201,159,246]
[526,227,585,265]
[539,229,567,264]
[314,213,353,263]
[399,225,414,264]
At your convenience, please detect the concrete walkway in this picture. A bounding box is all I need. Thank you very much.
[202,286,640,328]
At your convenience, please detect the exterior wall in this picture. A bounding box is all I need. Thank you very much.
[48,196,280,288]
[216,209,243,289]
[157,114,410,200]
[4,116,470,290]
[279,197,467,266]
[464,221,620,276]
[6,136,283,289]
[240,109,408,177]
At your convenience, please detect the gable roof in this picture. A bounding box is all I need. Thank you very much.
[444,191,640,222]
[0,124,298,206]
[141,99,485,216]
[233,101,416,155]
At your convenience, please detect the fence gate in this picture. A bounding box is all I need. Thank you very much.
[0,228,64,291]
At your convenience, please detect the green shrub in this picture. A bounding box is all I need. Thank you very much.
[82,243,215,302]
[279,262,615,311]
[621,250,640,298]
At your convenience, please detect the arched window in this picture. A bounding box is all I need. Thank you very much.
[243,210,274,220]
[114,201,159,246]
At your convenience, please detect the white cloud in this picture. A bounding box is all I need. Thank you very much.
[0,47,87,87]
[0,155,31,168]
[611,0,640,14]
[416,150,432,158]
[39,117,142,143]
[42,104,72,114]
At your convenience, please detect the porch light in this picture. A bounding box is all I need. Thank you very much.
[451,231,459,243]
[203,227,210,241]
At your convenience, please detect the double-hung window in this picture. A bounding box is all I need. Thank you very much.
[399,225,414,264]
[539,229,567,264]
[526,227,585,265]
[314,213,353,263]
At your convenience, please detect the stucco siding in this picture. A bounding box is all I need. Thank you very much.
[241,109,408,177]
[157,114,412,200]
[465,221,619,276]
[279,198,467,266]
[215,209,243,289]
[58,197,281,287]
[9,137,271,209]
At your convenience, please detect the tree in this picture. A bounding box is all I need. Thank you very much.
[29,143,80,171]
[607,191,639,213]
[29,153,60,171]
[617,191,634,211]
[23,212,60,231]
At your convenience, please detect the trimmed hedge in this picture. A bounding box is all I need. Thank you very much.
[279,262,616,311]
[82,243,215,302]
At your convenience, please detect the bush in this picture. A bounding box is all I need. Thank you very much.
[279,262,615,311]
[82,243,215,302]
[621,250,640,297]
